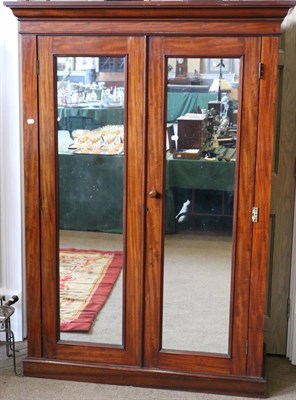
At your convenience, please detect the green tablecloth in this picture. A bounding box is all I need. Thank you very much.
[59,152,235,234]
[57,91,217,129]
[58,105,124,131]
[165,153,235,232]
[166,92,216,122]
[166,152,235,192]
[59,153,124,233]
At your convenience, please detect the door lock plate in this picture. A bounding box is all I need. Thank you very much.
[252,207,259,223]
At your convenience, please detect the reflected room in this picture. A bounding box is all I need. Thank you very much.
[57,56,240,354]
[164,57,240,354]
[57,56,125,345]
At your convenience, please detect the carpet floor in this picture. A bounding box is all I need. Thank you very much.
[1,341,296,400]
[2,229,295,399]
[59,229,232,354]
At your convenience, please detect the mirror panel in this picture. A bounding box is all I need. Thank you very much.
[57,56,125,345]
[163,57,240,354]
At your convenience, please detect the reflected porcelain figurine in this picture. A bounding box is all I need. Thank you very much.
[217,117,229,136]
[171,134,179,151]
[212,133,219,148]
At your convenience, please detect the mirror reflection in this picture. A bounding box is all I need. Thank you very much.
[57,57,125,345]
[163,58,240,354]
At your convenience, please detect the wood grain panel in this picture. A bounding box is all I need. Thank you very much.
[229,37,261,376]
[162,36,245,56]
[38,36,59,357]
[144,36,261,377]
[124,36,146,365]
[22,35,41,358]
[6,0,295,21]
[247,37,279,377]
[51,36,131,55]
[18,20,281,36]
[144,36,165,368]
[23,358,267,398]
[38,35,145,365]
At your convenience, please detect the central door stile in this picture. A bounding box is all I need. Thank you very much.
[125,36,146,366]
[144,36,166,368]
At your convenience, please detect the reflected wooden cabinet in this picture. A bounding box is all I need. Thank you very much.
[6,1,295,397]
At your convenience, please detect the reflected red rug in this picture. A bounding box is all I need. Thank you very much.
[59,248,122,332]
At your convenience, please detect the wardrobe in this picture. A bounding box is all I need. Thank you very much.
[5,0,295,397]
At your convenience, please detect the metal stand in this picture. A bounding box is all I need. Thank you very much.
[0,295,20,375]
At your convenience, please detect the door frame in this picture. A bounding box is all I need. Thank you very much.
[144,35,277,378]
[36,35,145,365]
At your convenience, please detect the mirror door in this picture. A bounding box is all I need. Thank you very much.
[38,36,145,365]
[144,37,261,375]
[37,34,263,374]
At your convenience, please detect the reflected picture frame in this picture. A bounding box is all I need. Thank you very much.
[166,125,176,153]
[208,58,231,73]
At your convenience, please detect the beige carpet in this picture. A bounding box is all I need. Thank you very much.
[1,341,296,399]
[2,229,296,398]
[59,231,123,344]
[60,229,232,355]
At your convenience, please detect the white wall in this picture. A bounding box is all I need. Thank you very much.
[0,1,24,341]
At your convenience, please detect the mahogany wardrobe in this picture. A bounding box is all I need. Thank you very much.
[5,0,295,397]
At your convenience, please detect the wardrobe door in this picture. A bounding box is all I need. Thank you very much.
[38,36,145,365]
[144,37,261,376]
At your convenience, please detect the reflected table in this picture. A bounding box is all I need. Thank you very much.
[165,152,235,232]
[166,91,216,122]
[58,104,124,132]
[59,153,124,233]
[57,90,216,130]
[59,152,235,234]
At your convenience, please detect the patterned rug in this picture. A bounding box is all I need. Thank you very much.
[59,248,122,332]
